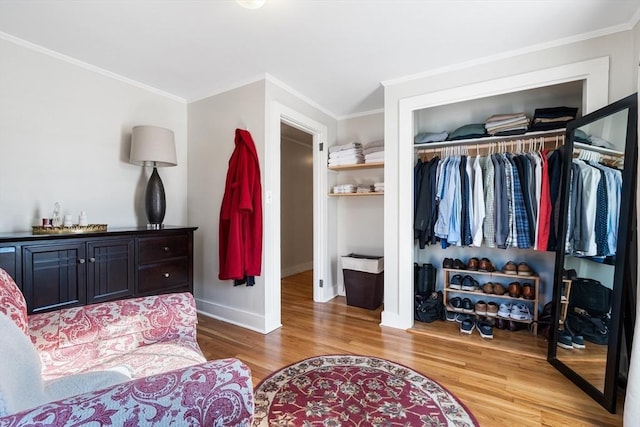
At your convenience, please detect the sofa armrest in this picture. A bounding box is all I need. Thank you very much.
[0,359,254,427]
[29,292,199,353]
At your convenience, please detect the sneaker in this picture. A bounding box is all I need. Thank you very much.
[445,311,457,322]
[509,303,532,321]
[502,261,517,275]
[461,298,474,313]
[449,297,462,310]
[455,313,473,323]
[497,302,512,318]
[475,300,487,315]
[449,274,463,290]
[460,318,475,334]
[486,302,499,317]
[492,283,506,295]
[477,319,494,339]
[558,330,573,350]
[482,282,494,294]
[571,334,586,349]
[517,262,534,276]
[461,275,478,291]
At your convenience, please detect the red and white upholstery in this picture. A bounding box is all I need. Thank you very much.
[0,268,254,426]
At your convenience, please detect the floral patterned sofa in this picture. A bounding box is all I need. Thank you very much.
[0,268,253,426]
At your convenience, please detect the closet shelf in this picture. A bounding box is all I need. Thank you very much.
[328,162,384,171]
[329,192,384,197]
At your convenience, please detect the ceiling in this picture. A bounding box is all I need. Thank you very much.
[1,0,639,119]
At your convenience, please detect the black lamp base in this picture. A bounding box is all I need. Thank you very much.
[145,166,166,227]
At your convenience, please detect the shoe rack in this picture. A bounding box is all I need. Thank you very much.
[443,268,540,335]
[559,278,572,326]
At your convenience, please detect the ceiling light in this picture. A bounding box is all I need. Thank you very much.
[236,0,266,9]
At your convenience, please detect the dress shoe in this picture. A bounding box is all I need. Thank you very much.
[517,262,534,276]
[467,257,479,271]
[492,283,506,295]
[508,282,522,298]
[442,258,453,269]
[521,283,535,300]
[453,259,466,270]
[502,261,517,275]
[482,282,494,294]
[478,258,495,272]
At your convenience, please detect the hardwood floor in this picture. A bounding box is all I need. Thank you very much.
[197,271,623,426]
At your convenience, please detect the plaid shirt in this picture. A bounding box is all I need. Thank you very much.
[507,154,531,249]
[483,156,496,248]
[502,154,515,248]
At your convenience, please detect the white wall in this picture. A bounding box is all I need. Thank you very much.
[0,38,188,231]
[187,80,266,331]
[334,112,384,292]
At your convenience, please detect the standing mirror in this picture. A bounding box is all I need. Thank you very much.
[548,93,637,413]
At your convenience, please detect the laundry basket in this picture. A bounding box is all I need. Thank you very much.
[341,254,384,309]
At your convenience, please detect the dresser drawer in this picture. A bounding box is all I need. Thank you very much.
[138,235,189,264]
[137,259,189,294]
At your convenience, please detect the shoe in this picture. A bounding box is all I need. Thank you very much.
[492,283,506,295]
[445,311,457,322]
[496,317,509,329]
[508,320,526,331]
[502,261,517,275]
[486,302,499,317]
[467,257,479,271]
[449,274,463,290]
[509,303,532,321]
[460,318,475,334]
[517,262,534,276]
[571,334,586,349]
[478,258,495,272]
[558,330,573,349]
[477,319,494,339]
[461,275,478,291]
[455,313,473,323]
[442,258,453,269]
[497,302,512,318]
[521,283,535,300]
[475,300,487,315]
[453,259,466,270]
[482,282,494,294]
[461,298,474,313]
[508,282,522,298]
[450,297,462,310]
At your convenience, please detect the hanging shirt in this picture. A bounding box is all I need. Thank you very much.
[483,155,496,248]
[471,156,485,247]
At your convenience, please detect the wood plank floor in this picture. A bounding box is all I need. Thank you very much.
[197,271,623,426]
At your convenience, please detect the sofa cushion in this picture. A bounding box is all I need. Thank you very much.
[0,268,28,336]
[0,313,49,416]
[45,369,131,402]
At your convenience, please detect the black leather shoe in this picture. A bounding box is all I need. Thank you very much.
[443,258,453,269]
[453,259,466,270]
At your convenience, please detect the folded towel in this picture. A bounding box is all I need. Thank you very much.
[364,139,384,149]
[329,149,363,160]
[328,157,364,166]
[364,151,385,162]
[329,142,362,153]
[363,145,384,155]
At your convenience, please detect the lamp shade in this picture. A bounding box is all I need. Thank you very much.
[130,126,177,167]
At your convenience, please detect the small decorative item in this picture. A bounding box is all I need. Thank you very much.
[51,202,63,227]
[63,214,73,227]
[79,210,88,226]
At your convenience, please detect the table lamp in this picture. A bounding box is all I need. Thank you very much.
[129,125,177,228]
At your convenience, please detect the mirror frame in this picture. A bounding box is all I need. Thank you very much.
[548,92,638,413]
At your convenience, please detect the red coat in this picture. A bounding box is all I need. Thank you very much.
[219,129,263,282]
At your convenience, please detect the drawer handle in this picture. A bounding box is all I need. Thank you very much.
[164,272,170,278]
[78,258,85,264]
[89,257,96,263]
[163,247,170,252]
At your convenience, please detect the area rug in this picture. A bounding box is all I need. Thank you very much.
[253,354,479,426]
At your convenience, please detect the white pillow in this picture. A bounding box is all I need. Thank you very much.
[0,312,49,416]
[45,369,131,402]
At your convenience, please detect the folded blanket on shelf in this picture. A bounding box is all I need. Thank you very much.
[414,131,448,144]
[363,140,384,149]
[329,148,364,159]
[363,145,384,155]
[328,157,364,166]
[364,151,385,162]
[329,142,362,153]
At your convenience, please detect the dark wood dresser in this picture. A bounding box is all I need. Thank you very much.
[0,226,197,314]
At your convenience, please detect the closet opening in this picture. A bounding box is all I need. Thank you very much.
[280,122,314,301]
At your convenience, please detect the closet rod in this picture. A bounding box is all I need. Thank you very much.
[415,133,566,159]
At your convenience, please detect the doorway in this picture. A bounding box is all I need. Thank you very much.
[280,123,314,281]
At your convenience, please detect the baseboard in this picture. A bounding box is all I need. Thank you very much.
[196,298,274,334]
[281,261,313,278]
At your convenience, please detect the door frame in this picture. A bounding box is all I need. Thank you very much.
[264,102,332,332]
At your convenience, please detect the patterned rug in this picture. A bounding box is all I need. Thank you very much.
[253,354,479,426]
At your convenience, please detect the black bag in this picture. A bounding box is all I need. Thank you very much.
[535,301,554,338]
[415,291,445,323]
[414,263,436,295]
[569,278,612,316]
[565,308,610,345]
